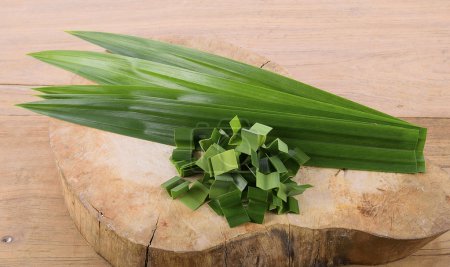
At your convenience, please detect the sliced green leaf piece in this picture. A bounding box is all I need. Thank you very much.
[208,199,223,216]
[266,138,289,154]
[287,184,313,197]
[170,180,190,199]
[228,115,242,146]
[270,194,283,210]
[232,173,248,192]
[277,183,288,202]
[178,181,209,210]
[247,186,269,224]
[171,160,199,177]
[250,123,272,136]
[269,156,288,173]
[210,149,239,176]
[256,171,280,190]
[171,148,192,162]
[217,190,250,227]
[174,127,193,149]
[195,144,225,175]
[199,128,221,151]
[287,196,300,214]
[209,174,237,199]
[258,157,272,174]
[161,176,184,194]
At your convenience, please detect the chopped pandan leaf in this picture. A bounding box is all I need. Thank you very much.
[170,180,190,198]
[258,157,272,174]
[250,150,259,168]
[276,182,288,202]
[171,148,193,162]
[200,173,213,184]
[287,196,300,214]
[209,149,239,176]
[208,199,223,216]
[229,115,242,134]
[231,173,248,192]
[199,128,221,151]
[195,144,225,175]
[178,181,209,210]
[217,190,250,227]
[209,174,237,199]
[236,128,266,155]
[247,186,269,224]
[270,194,283,211]
[269,155,288,173]
[265,138,289,154]
[174,127,194,149]
[161,176,185,195]
[171,160,199,177]
[289,147,310,165]
[287,184,313,197]
[228,115,242,146]
[241,170,256,184]
[256,171,280,190]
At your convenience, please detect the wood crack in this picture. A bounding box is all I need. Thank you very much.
[224,238,228,267]
[288,224,291,267]
[145,214,160,267]
[260,60,270,68]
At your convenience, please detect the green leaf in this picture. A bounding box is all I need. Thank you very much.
[229,115,241,134]
[66,31,405,122]
[199,128,221,151]
[161,176,184,195]
[209,149,239,176]
[208,199,223,216]
[209,174,237,199]
[20,95,421,173]
[265,138,289,154]
[170,180,190,199]
[174,127,193,149]
[269,156,288,173]
[247,186,269,224]
[270,194,283,210]
[287,196,300,214]
[256,171,280,190]
[24,42,426,173]
[277,183,288,202]
[195,144,225,175]
[287,184,313,197]
[69,31,427,170]
[178,181,209,210]
[171,148,192,162]
[217,190,250,227]
[232,173,248,192]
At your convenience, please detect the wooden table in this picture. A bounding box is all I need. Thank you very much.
[1,1,449,266]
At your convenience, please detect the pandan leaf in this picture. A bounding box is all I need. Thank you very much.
[178,181,209,210]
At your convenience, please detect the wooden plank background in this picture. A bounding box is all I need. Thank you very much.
[0,1,449,266]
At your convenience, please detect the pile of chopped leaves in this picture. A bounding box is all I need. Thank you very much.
[162,116,312,227]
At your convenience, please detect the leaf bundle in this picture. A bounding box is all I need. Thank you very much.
[19,31,427,173]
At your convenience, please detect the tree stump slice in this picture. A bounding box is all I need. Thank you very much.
[50,37,450,267]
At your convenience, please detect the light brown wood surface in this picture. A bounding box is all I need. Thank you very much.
[1,1,450,266]
[48,37,450,266]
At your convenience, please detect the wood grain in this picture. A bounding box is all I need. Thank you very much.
[1,1,450,117]
[1,0,450,266]
[1,88,450,266]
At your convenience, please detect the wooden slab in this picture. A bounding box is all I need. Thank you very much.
[48,38,450,267]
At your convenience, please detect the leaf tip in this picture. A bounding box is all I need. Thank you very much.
[65,30,83,36]
[27,51,47,60]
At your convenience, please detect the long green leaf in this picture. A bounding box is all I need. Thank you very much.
[28,50,426,171]
[66,32,427,171]
[19,96,421,173]
[67,31,404,121]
